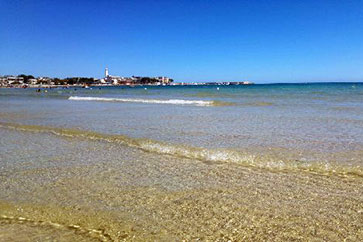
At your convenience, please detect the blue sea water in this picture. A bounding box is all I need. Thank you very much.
[1,82,362,173]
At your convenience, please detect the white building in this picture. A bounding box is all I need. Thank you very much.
[157,76,172,84]
[104,67,123,84]
[6,76,24,84]
[28,79,38,85]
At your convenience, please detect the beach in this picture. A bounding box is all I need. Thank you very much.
[0,83,362,241]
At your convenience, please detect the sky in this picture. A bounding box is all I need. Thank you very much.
[1,0,363,83]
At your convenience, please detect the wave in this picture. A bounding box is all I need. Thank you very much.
[0,122,362,178]
[68,96,227,106]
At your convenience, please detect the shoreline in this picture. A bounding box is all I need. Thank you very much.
[1,82,362,89]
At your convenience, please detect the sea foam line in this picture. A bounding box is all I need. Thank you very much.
[68,96,215,106]
[1,122,362,178]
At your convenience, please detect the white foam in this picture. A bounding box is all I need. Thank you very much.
[68,96,214,106]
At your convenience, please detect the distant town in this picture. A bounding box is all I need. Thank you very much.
[0,68,253,88]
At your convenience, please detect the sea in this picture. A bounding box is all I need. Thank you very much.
[0,83,362,241]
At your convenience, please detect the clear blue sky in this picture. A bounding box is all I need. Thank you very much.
[1,0,363,83]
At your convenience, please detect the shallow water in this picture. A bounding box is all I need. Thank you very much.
[0,83,362,240]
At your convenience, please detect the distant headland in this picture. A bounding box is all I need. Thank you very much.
[0,68,253,88]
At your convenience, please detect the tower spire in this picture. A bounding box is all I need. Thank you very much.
[105,67,109,77]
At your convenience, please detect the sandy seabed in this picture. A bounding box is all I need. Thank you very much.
[0,128,362,241]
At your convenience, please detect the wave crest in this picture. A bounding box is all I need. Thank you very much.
[68,96,219,106]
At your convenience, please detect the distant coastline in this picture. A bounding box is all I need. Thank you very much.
[0,82,254,89]
[0,68,254,88]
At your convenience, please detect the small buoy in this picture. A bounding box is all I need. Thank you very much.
[44,90,48,93]
[217,87,220,90]
[144,88,147,90]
